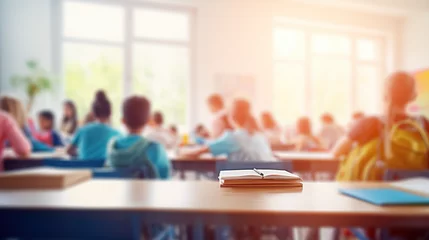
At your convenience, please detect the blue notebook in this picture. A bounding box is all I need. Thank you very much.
[339,188,429,206]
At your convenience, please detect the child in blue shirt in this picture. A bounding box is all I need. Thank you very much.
[67,91,120,160]
[107,95,171,179]
[183,99,276,161]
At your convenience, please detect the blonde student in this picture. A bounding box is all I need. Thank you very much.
[182,99,276,161]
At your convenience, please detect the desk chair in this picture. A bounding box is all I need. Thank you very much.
[384,169,429,180]
[215,161,293,240]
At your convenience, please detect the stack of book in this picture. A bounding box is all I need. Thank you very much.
[218,169,303,188]
[0,167,92,190]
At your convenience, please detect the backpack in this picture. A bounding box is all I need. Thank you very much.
[336,118,429,181]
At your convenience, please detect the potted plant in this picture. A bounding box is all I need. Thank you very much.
[10,60,55,112]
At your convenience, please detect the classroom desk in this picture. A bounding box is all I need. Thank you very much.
[4,150,340,180]
[3,148,69,160]
[1,180,428,234]
[170,151,340,180]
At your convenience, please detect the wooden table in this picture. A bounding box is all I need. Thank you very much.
[0,180,428,239]
[170,151,340,180]
[4,150,340,180]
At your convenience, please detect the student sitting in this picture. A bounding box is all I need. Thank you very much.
[37,110,64,147]
[260,111,283,145]
[333,72,429,240]
[168,124,181,147]
[60,100,78,137]
[67,91,120,160]
[144,111,175,149]
[0,96,53,152]
[317,113,344,150]
[207,94,233,138]
[293,117,323,151]
[192,124,210,145]
[107,96,171,179]
[182,99,276,161]
[0,110,31,170]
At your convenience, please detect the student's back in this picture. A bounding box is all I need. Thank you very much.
[107,96,171,179]
[185,99,277,162]
[334,72,429,182]
[68,90,120,160]
[210,129,275,161]
[72,122,120,160]
[108,135,170,179]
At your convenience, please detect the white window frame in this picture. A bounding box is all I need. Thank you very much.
[273,17,389,125]
[53,0,196,130]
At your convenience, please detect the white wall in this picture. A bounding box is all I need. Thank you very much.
[401,10,429,71]
[193,0,402,125]
[0,0,405,128]
[0,0,61,119]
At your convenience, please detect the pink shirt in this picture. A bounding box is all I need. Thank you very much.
[0,111,31,169]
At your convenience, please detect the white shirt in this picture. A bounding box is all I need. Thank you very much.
[143,126,176,149]
[318,123,345,149]
[211,109,230,139]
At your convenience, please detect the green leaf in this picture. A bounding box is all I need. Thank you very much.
[26,60,38,70]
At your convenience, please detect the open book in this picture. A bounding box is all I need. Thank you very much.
[0,167,91,190]
[219,169,302,188]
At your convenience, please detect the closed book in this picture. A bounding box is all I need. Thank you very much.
[0,167,91,190]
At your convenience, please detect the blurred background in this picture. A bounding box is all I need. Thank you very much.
[0,0,428,131]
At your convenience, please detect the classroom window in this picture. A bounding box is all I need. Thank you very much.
[273,23,385,127]
[63,43,123,127]
[133,43,189,126]
[62,0,193,128]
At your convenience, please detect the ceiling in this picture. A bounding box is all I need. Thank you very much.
[291,0,429,16]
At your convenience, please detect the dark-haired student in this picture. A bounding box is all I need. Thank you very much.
[66,91,120,160]
[61,100,78,136]
[193,124,210,145]
[107,96,171,179]
[37,110,64,147]
[182,99,275,161]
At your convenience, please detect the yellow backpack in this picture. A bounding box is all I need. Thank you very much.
[336,118,429,181]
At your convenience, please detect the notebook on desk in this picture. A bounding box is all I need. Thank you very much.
[219,169,302,188]
[0,167,91,190]
[339,188,429,206]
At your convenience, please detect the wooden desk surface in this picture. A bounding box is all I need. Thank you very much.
[170,150,338,162]
[0,180,428,227]
[5,148,336,162]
